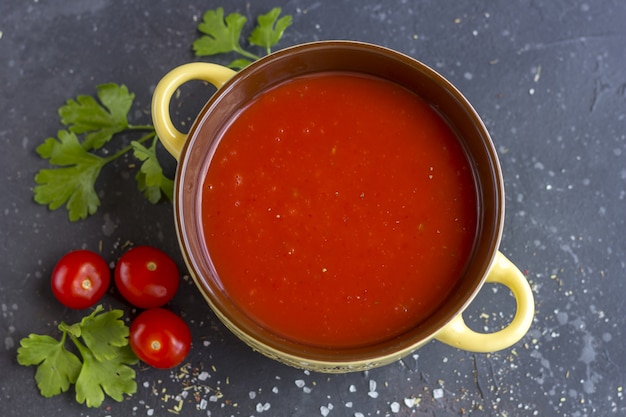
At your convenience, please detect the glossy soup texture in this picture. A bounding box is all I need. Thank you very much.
[200,72,478,348]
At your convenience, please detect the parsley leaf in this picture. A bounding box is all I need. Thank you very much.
[59,83,134,151]
[34,130,106,221]
[72,336,137,408]
[248,7,293,55]
[193,7,293,67]
[132,137,174,204]
[34,84,173,221]
[76,306,130,361]
[17,333,82,398]
[193,7,258,60]
[17,306,138,407]
[227,58,255,70]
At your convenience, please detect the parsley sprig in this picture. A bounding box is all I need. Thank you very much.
[17,306,138,408]
[34,83,172,221]
[193,7,292,68]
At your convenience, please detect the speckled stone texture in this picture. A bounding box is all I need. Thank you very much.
[1,1,624,416]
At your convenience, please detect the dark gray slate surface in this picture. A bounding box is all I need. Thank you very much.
[1,1,624,416]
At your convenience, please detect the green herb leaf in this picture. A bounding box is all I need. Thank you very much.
[193,8,252,58]
[248,7,293,55]
[17,333,82,398]
[73,338,137,408]
[18,306,138,407]
[228,58,254,70]
[132,137,174,203]
[78,306,131,361]
[34,130,106,221]
[192,7,292,66]
[58,321,83,339]
[59,83,134,150]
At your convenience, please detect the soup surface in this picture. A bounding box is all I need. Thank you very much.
[200,72,478,348]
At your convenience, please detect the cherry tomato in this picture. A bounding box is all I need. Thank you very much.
[114,246,180,309]
[129,308,191,368]
[50,250,110,309]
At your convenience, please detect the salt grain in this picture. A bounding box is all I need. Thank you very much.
[295,379,306,388]
[368,380,378,398]
[198,371,210,381]
[199,399,208,410]
[369,380,377,391]
[390,402,400,413]
[256,402,271,412]
[433,388,444,399]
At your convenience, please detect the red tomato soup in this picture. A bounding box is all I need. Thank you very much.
[200,72,478,348]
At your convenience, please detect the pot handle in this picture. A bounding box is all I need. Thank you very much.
[151,63,237,160]
[434,252,534,352]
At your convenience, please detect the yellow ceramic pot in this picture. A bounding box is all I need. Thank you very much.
[151,41,534,373]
